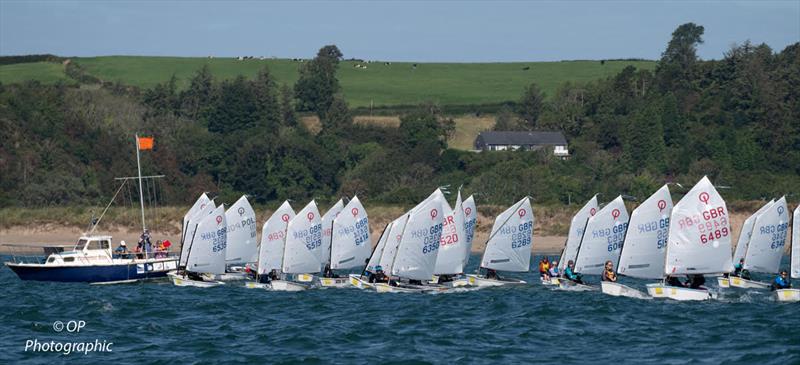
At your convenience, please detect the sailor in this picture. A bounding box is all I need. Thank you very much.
[114,241,128,258]
[323,264,338,278]
[771,270,792,290]
[601,260,617,282]
[485,268,499,280]
[685,274,706,289]
[732,258,744,277]
[548,261,560,278]
[538,257,551,279]
[268,269,280,281]
[437,274,453,284]
[369,265,389,283]
[563,260,584,284]
[665,275,684,287]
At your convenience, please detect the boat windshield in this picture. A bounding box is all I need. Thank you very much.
[75,239,88,251]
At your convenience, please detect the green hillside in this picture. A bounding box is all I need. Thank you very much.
[0,56,655,107]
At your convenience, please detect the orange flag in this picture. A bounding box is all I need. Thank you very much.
[138,137,154,150]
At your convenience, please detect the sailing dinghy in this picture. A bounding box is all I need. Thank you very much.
[215,195,257,281]
[553,196,599,286]
[602,186,671,298]
[349,221,393,289]
[321,197,370,287]
[375,190,447,293]
[431,190,470,287]
[776,204,800,302]
[169,205,227,287]
[728,197,788,289]
[646,176,731,301]
[717,199,774,288]
[244,201,294,289]
[467,197,533,288]
[562,196,628,291]
[319,199,344,277]
[276,201,324,290]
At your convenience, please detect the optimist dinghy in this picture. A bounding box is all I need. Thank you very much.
[729,197,789,289]
[213,195,258,281]
[467,197,533,287]
[244,201,295,289]
[718,200,774,288]
[568,196,628,291]
[376,190,448,293]
[602,186,672,298]
[321,197,371,288]
[775,204,800,302]
[169,205,227,287]
[431,190,471,288]
[554,196,598,286]
[276,201,324,290]
[646,176,730,301]
[349,221,394,290]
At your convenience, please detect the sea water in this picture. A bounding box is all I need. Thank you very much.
[1,255,798,364]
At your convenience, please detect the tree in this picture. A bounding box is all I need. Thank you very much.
[294,45,343,115]
[253,66,281,129]
[493,105,518,131]
[180,65,214,120]
[517,83,546,130]
[321,95,352,132]
[279,83,298,127]
[207,76,258,133]
[656,23,704,93]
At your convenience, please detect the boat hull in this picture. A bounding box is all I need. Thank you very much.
[5,258,177,283]
[168,271,224,288]
[558,279,594,291]
[667,287,712,301]
[646,283,670,298]
[319,277,350,288]
[775,289,800,302]
[295,274,315,283]
[349,274,373,289]
[716,276,730,288]
[600,281,646,298]
[269,280,309,291]
[466,274,526,287]
[728,277,770,289]
[243,282,270,289]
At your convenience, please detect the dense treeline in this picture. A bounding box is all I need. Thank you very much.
[0,24,798,209]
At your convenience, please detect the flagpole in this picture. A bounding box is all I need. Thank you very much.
[135,134,147,233]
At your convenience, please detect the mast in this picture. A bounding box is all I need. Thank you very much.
[135,134,147,233]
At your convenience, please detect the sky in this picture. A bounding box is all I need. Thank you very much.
[1,1,798,62]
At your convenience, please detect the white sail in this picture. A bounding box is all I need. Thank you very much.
[391,190,445,280]
[434,191,468,275]
[282,201,323,274]
[480,197,534,272]
[379,215,408,273]
[744,196,789,273]
[792,205,800,279]
[321,199,344,265]
[558,195,598,271]
[186,205,227,275]
[575,196,629,275]
[665,176,733,275]
[331,196,371,270]
[462,194,477,267]
[617,185,672,279]
[366,221,393,273]
[224,195,257,264]
[182,193,211,244]
[180,200,216,267]
[257,201,294,275]
[732,199,775,264]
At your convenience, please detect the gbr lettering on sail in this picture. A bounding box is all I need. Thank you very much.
[677,192,729,244]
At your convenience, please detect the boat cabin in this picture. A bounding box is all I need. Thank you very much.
[45,235,115,266]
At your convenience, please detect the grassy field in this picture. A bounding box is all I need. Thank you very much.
[0,56,655,107]
[0,62,70,84]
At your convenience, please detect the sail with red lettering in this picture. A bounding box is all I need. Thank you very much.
[434,190,467,275]
[618,186,672,279]
[575,196,629,275]
[462,194,477,267]
[391,190,446,280]
[665,176,733,275]
[744,196,788,273]
[792,205,800,279]
[186,205,227,275]
[224,195,257,265]
[257,201,294,275]
[732,199,774,265]
[330,196,370,270]
[480,197,533,272]
[558,195,598,271]
[282,201,323,274]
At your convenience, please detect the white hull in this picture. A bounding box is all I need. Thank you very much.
[646,283,670,298]
[295,273,315,283]
[348,274,373,289]
[775,289,800,302]
[466,274,526,287]
[558,279,594,291]
[269,280,309,291]
[541,277,560,286]
[319,277,350,288]
[374,282,448,293]
[716,277,730,288]
[600,281,647,298]
[205,272,248,281]
[728,277,770,289]
[243,282,270,289]
[667,287,713,301]
[168,271,224,288]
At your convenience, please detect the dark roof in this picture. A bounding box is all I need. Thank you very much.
[476,131,567,146]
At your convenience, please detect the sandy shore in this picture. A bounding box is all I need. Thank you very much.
[0,226,565,255]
